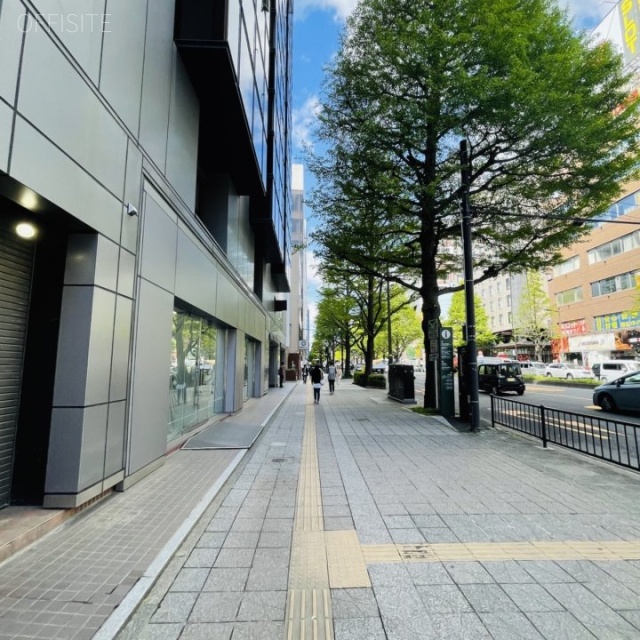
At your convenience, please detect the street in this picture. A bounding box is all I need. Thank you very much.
[412,371,640,428]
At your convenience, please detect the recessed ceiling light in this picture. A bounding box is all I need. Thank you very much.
[16,222,36,239]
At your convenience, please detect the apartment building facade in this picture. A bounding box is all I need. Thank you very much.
[547,184,640,366]
[0,0,293,510]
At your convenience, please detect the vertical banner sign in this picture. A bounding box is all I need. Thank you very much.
[439,327,455,418]
[619,0,640,65]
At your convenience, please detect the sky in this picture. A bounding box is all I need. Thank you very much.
[290,0,620,347]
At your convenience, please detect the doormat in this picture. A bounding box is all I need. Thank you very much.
[182,422,264,450]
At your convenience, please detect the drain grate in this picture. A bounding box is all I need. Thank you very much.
[272,457,287,463]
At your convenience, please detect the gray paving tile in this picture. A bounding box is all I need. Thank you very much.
[374,585,428,619]
[501,582,564,612]
[368,563,413,587]
[544,582,638,633]
[481,560,536,584]
[213,548,255,568]
[412,515,445,528]
[184,548,220,568]
[429,612,494,639]
[245,566,289,591]
[420,528,460,543]
[383,515,415,528]
[459,583,519,613]
[444,561,495,584]
[196,532,227,548]
[389,528,425,544]
[189,592,243,623]
[527,612,599,640]
[257,531,291,548]
[416,584,474,614]
[229,517,264,532]
[137,624,184,640]
[597,560,640,584]
[150,593,198,623]
[236,590,286,621]
[331,588,380,618]
[334,617,387,639]
[584,579,640,610]
[202,568,249,592]
[383,614,435,640]
[324,516,355,530]
[480,612,545,640]
[260,518,293,532]
[169,568,210,592]
[179,623,233,639]
[222,531,260,549]
[620,610,640,630]
[407,562,454,585]
[229,621,284,638]
[518,561,576,584]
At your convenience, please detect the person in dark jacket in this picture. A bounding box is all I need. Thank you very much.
[278,362,285,388]
[310,362,324,403]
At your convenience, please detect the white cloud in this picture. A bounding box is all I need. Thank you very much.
[560,0,616,29]
[293,96,321,152]
[306,249,323,288]
[295,0,358,22]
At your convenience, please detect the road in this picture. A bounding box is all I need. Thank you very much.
[412,371,640,470]
[412,371,640,426]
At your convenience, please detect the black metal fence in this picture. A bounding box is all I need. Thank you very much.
[490,395,640,471]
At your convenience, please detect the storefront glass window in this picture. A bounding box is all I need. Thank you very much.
[169,309,225,442]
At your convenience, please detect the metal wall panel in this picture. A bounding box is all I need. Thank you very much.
[0,100,11,172]
[0,223,34,507]
[0,0,25,106]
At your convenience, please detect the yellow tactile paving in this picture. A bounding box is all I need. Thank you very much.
[286,392,334,640]
[296,404,324,532]
[286,588,333,640]
[361,540,640,563]
[325,530,371,588]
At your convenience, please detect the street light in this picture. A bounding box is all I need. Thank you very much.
[460,139,480,431]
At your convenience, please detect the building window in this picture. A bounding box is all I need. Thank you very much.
[591,271,638,297]
[587,230,640,265]
[552,255,580,277]
[169,309,226,442]
[596,189,640,226]
[555,286,583,306]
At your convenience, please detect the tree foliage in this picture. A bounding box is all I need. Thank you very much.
[445,290,495,349]
[512,271,555,360]
[375,297,423,361]
[307,0,640,408]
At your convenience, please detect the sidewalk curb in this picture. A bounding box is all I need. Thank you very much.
[93,449,246,640]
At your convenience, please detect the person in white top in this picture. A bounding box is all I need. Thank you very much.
[327,362,337,395]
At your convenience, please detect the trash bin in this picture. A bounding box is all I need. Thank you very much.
[388,364,416,404]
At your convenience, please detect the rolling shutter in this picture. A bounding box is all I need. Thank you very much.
[0,222,34,507]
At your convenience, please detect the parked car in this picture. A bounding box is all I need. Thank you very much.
[591,360,640,383]
[477,357,525,395]
[372,360,389,374]
[592,371,640,413]
[544,363,594,380]
[519,361,547,374]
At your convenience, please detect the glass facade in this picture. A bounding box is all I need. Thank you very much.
[271,0,293,271]
[232,0,270,188]
[169,309,226,442]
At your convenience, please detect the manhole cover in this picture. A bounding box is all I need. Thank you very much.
[272,457,287,463]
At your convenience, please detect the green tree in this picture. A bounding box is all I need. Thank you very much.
[307,0,640,410]
[445,290,494,349]
[512,271,555,361]
[376,300,423,361]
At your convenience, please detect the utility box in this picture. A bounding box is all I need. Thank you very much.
[388,364,416,404]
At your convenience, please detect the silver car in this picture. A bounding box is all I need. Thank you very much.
[544,363,594,380]
[592,371,640,413]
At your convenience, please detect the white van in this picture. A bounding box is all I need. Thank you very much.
[591,360,640,383]
[519,361,547,374]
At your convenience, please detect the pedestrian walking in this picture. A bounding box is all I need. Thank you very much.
[311,362,324,403]
[302,364,308,384]
[278,362,285,388]
[327,361,337,394]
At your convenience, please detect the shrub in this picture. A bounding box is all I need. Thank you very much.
[367,374,386,389]
[353,371,367,387]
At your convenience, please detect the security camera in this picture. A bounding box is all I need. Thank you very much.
[126,202,138,216]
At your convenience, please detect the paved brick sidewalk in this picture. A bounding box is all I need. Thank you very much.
[0,387,292,640]
[115,382,640,640]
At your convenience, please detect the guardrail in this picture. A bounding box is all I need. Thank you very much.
[490,395,640,472]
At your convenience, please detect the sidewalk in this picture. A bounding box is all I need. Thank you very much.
[3,380,640,639]
[0,385,293,640]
